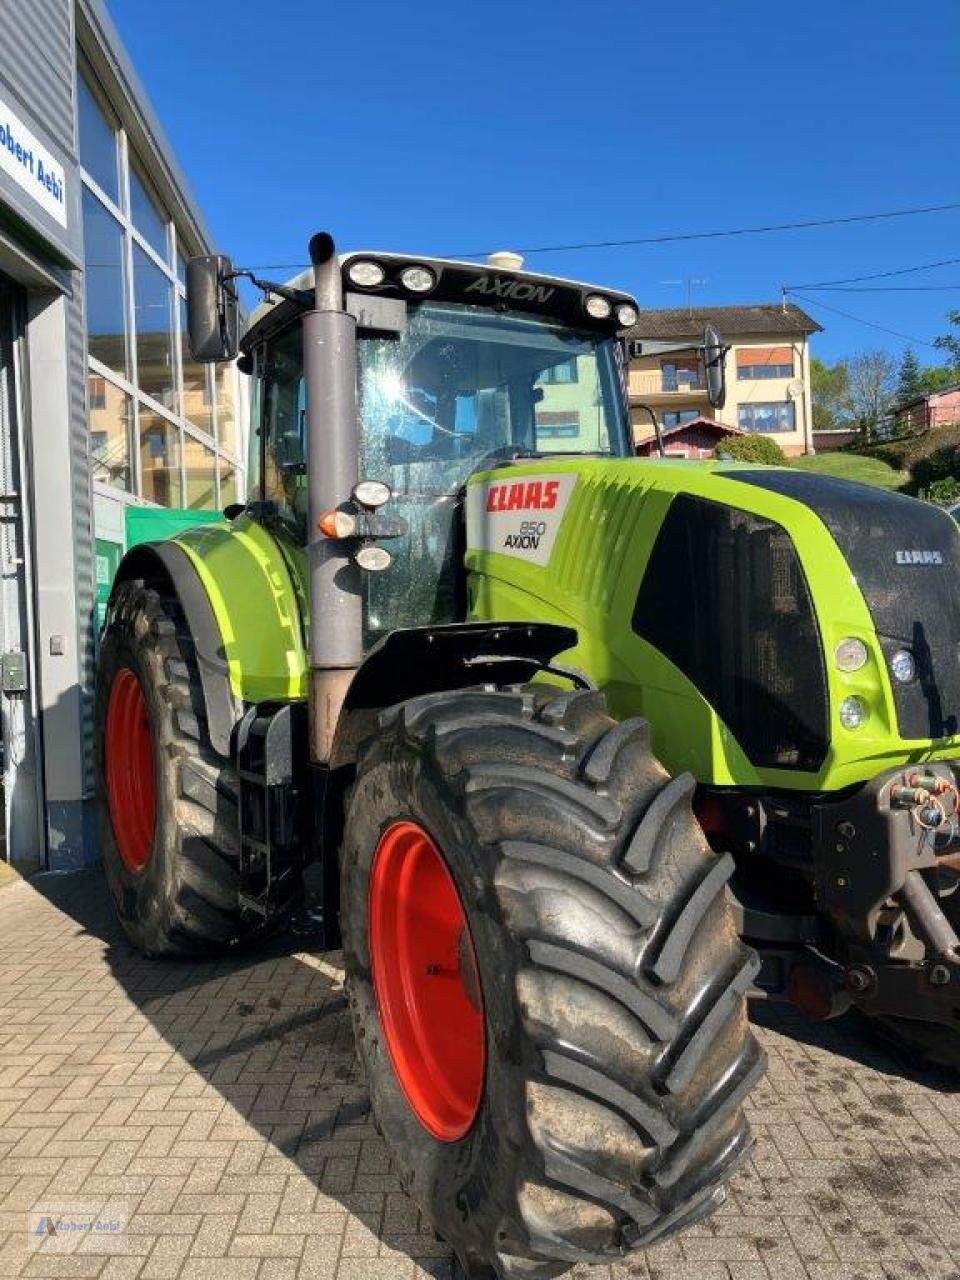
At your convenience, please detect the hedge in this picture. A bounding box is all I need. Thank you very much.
[716,435,787,465]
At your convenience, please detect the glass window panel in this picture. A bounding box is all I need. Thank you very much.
[737,401,796,434]
[176,250,186,285]
[215,363,238,455]
[77,76,119,203]
[133,245,177,409]
[129,162,169,260]
[180,299,213,433]
[139,406,180,505]
[82,188,128,376]
[219,458,239,508]
[184,435,216,508]
[88,375,132,491]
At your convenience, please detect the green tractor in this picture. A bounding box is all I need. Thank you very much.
[95,233,959,1278]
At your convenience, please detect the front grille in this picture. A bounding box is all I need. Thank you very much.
[632,493,828,771]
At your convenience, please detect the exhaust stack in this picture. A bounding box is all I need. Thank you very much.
[304,232,363,762]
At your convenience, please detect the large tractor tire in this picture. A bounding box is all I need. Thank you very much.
[341,684,765,1279]
[94,580,284,956]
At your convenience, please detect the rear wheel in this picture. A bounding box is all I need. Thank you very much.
[95,580,290,956]
[341,684,765,1278]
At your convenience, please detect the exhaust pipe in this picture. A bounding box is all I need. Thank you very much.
[304,232,363,762]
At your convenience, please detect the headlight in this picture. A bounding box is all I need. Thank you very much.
[399,265,436,294]
[352,480,392,509]
[347,260,385,288]
[835,638,868,672]
[354,544,393,572]
[585,294,612,320]
[890,649,917,684]
[616,303,639,328]
[839,695,868,730]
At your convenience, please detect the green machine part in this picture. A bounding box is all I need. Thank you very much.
[464,457,960,794]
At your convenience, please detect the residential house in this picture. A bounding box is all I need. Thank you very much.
[634,415,743,458]
[894,384,960,435]
[625,303,821,457]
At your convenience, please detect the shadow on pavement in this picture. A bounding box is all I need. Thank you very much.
[28,865,456,1278]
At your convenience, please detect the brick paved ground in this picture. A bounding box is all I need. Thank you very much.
[1,868,959,1280]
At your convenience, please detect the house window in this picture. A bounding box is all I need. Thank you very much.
[738,401,796,433]
[77,65,244,511]
[539,358,579,385]
[661,361,701,392]
[663,409,700,428]
[737,346,794,380]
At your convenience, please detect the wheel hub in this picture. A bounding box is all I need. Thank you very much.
[104,667,157,873]
[369,820,486,1142]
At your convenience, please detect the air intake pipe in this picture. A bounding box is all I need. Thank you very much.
[304,232,363,762]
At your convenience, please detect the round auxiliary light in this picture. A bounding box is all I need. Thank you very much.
[352,479,392,509]
[347,259,386,288]
[835,637,868,672]
[839,695,868,731]
[585,294,613,320]
[616,303,639,328]
[890,648,917,684]
[400,265,436,294]
[355,544,393,572]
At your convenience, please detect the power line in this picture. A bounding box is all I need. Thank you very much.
[235,201,960,274]
[808,284,960,293]
[784,255,960,290]
[451,200,960,259]
[786,291,942,350]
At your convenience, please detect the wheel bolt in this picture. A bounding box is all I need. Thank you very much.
[847,965,874,994]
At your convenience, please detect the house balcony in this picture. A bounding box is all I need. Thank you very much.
[628,371,710,402]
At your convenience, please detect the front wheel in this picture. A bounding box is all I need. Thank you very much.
[341,685,765,1278]
[95,581,292,956]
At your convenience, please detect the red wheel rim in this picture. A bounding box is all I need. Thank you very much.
[369,820,486,1142]
[104,668,156,873]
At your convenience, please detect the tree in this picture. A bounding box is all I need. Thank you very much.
[934,312,960,366]
[921,364,960,394]
[846,350,897,440]
[896,348,924,406]
[810,356,851,432]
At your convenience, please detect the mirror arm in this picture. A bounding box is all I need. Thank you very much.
[224,269,312,309]
[634,403,665,459]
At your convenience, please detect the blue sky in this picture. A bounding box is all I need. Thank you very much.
[109,0,959,366]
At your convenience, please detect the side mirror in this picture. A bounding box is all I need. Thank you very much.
[703,325,726,410]
[186,255,239,362]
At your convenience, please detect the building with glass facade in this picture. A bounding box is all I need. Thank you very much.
[0,0,243,869]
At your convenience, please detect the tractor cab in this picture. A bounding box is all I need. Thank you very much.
[233,252,641,640]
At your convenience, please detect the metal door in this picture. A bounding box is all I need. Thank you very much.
[0,278,44,866]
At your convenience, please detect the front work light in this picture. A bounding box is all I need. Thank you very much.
[585,294,612,320]
[348,260,386,288]
[890,649,917,684]
[400,265,436,294]
[616,303,639,328]
[839,696,868,730]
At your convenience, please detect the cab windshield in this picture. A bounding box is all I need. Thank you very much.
[358,302,630,491]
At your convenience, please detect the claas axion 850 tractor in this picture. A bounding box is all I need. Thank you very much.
[97,231,960,1277]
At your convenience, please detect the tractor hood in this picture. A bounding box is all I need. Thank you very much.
[464,457,960,792]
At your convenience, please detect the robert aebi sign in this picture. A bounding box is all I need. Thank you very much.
[0,96,67,229]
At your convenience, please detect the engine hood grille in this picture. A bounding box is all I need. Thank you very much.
[632,492,829,771]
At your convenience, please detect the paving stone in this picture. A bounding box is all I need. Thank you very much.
[3,868,960,1280]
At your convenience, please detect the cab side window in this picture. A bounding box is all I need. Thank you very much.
[261,324,307,540]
